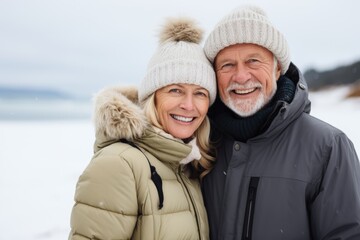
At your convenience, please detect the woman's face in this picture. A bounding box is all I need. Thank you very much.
[155,84,210,140]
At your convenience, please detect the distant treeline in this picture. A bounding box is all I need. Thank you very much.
[304,60,360,90]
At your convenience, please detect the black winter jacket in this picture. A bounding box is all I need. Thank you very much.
[202,63,360,240]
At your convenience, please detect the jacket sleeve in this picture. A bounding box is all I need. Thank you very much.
[69,153,138,239]
[310,132,360,239]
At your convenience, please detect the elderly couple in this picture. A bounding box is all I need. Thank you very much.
[69,5,360,240]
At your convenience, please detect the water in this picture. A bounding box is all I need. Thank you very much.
[0,98,92,120]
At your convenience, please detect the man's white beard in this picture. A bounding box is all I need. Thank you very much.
[223,79,277,117]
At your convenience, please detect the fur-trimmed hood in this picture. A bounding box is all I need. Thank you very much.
[93,86,152,153]
[93,86,148,143]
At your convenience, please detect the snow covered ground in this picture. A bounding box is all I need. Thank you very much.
[308,86,360,151]
[0,120,94,240]
[0,87,359,240]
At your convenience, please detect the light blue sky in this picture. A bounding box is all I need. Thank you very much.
[1,0,359,98]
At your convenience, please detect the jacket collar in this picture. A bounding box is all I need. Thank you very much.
[252,62,311,141]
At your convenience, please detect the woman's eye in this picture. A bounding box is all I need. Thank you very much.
[169,88,181,93]
[195,91,208,97]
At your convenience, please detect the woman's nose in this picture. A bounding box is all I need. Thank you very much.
[179,94,195,110]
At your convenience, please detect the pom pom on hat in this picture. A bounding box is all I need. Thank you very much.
[204,5,291,75]
[139,17,216,104]
[159,18,203,44]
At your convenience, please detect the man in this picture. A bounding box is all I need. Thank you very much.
[202,5,360,240]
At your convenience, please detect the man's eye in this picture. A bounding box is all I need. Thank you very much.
[248,58,259,63]
[222,63,234,68]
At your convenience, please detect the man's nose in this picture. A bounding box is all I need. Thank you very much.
[232,64,251,83]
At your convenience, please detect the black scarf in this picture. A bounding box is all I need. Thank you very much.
[208,76,296,142]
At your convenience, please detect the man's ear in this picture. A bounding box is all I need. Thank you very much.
[275,63,281,80]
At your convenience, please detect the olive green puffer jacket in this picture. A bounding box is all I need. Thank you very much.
[69,87,209,240]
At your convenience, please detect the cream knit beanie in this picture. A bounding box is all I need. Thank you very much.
[139,17,217,104]
[204,5,290,75]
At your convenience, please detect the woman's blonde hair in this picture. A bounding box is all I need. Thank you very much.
[142,93,215,179]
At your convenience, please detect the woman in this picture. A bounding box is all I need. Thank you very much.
[69,17,216,239]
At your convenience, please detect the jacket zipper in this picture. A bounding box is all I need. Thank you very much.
[177,167,202,240]
[242,177,260,240]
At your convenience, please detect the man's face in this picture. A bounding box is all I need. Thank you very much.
[214,43,281,117]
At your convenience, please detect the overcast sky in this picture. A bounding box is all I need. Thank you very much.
[1,0,359,97]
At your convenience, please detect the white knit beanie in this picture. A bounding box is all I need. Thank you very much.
[204,5,290,75]
[139,17,217,104]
